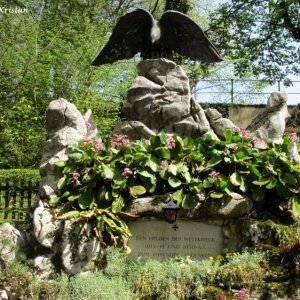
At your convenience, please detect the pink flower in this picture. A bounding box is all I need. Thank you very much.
[113,134,126,142]
[122,138,130,148]
[82,136,92,145]
[232,143,239,152]
[241,130,251,140]
[290,132,299,143]
[209,170,220,181]
[166,136,176,149]
[234,288,250,300]
[111,134,130,148]
[71,171,80,183]
[121,167,133,177]
[92,139,104,152]
[160,160,167,170]
[145,139,151,145]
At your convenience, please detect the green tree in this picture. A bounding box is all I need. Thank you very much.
[208,0,300,81]
[0,0,138,168]
[165,0,192,13]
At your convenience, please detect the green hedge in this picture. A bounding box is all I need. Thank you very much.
[0,169,40,183]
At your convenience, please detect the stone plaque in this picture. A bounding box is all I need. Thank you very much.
[128,220,223,260]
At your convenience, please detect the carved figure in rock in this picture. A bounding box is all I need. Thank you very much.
[92,9,222,65]
[248,91,290,148]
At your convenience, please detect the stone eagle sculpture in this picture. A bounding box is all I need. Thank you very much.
[92,9,223,65]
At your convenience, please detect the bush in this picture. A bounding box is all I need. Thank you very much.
[0,169,40,183]
[59,273,133,300]
[51,131,300,245]
[1,245,297,299]
[99,247,265,300]
[215,251,265,289]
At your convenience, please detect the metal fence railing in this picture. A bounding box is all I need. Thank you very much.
[193,79,300,105]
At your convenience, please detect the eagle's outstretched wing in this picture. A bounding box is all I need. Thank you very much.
[92,9,154,65]
[160,11,223,62]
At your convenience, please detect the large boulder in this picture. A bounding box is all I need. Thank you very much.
[34,255,56,279]
[33,206,62,250]
[0,223,28,268]
[114,59,213,139]
[205,108,240,139]
[191,192,253,219]
[126,193,171,216]
[32,99,102,275]
[61,222,101,274]
[126,192,253,220]
[39,98,87,201]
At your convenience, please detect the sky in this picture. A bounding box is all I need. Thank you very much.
[194,79,300,106]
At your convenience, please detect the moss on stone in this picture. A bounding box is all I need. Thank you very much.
[201,286,229,300]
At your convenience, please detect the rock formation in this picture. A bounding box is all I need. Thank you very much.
[0,223,28,268]
[113,59,220,140]
[205,108,240,139]
[32,98,101,276]
[25,60,298,276]
[248,91,290,148]
[39,98,87,200]
[126,192,253,220]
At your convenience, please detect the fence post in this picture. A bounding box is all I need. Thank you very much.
[231,79,234,105]
[4,179,9,220]
[278,81,281,91]
[0,181,3,221]
[20,178,25,221]
[11,180,17,221]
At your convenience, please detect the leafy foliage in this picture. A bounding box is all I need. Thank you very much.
[2,240,300,300]
[0,246,265,300]
[59,272,132,300]
[53,131,300,244]
[0,96,46,168]
[0,0,138,168]
[208,0,300,81]
[164,0,192,14]
[0,0,275,169]
[214,251,265,289]
[0,169,40,183]
[103,247,265,299]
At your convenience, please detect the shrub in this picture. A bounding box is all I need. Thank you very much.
[51,131,300,245]
[59,273,133,300]
[0,169,40,183]
[102,248,265,300]
[215,251,265,289]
